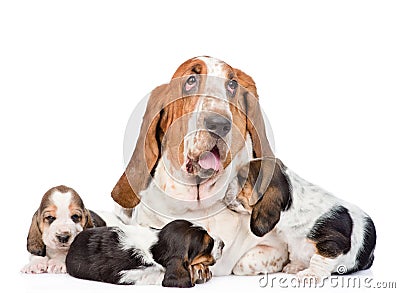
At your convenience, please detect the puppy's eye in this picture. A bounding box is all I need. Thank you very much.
[71,214,81,223]
[46,216,56,224]
[185,75,197,92]
[227,80,238,96]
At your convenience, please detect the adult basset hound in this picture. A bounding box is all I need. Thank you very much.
[111,56,376,280]
[21,185,106,274]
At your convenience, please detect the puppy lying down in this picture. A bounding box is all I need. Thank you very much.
[66,219,224,287]
[224,160,376,280]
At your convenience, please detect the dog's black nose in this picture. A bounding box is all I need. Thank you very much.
[56,234,70,243]
[204,114,231,137]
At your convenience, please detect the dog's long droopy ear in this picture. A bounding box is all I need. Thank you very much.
[27,210,46,256]
[112,84,168,209]
[250,160,291,237]
[234,68,273,159]
[234,68,277,210]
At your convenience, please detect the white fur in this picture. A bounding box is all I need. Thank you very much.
[119,266,165,285]
[117,224,159,266]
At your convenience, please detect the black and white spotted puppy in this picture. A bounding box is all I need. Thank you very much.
[66,219,224,287]
[227,159,376,280]
[21,185,106,274]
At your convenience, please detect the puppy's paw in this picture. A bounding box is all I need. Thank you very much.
[191,263,212,284]
[282,262,307,274]
[47,259,66,274]
[21,258,48,274]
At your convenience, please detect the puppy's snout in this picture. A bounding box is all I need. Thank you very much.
[204,114,231,137]
[56,233,71,244]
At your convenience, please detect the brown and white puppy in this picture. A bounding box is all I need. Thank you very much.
[21,185,106,274]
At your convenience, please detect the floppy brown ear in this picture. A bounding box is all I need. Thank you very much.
[250,160,291,237]
[83,208,94,228]
[234,68,277,208]
[27,211,46,256]
[112,84,168,208]
[234,68,273,159]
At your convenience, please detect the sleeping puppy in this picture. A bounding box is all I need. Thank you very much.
[21,185,106,274]
[226,159,376,281]
[66,219,224,287]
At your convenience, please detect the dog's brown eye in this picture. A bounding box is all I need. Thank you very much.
[46,216,56,224]
[187,76,196,85]
[185,75,198,92]
[227,80,238,96]
[71,214,81,223]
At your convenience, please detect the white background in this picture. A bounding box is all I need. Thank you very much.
[1,1,399,292]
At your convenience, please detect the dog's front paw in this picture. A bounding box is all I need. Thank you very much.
[21,258,48,274]
[282,262,307,274]
[191,263,212,284]
[297,268,327,284]
[47,259,66,274]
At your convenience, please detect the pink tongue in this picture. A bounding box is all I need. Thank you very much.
[199,151,220,171]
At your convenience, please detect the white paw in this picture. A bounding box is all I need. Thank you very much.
[296,268,325,284]
[47,259,66,274]
[282,262,307,274]
[21,259,48,274]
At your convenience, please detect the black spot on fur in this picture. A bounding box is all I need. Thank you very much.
[308,206,353,258]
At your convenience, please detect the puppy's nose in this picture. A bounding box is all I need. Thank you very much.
[56,234,71,243]
[204,114,231,137]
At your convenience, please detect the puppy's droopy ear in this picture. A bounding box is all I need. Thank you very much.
[27,210,46,256]
[162,259,193,288]
[250,160,291,237]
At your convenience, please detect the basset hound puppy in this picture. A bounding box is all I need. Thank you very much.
[66,220,224,287]
[110,56,375,279]
[226,159,376,280]
[21,185,106,274]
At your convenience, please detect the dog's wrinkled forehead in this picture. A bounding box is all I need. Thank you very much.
[172,56,236,97]
[172,56,232,78]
